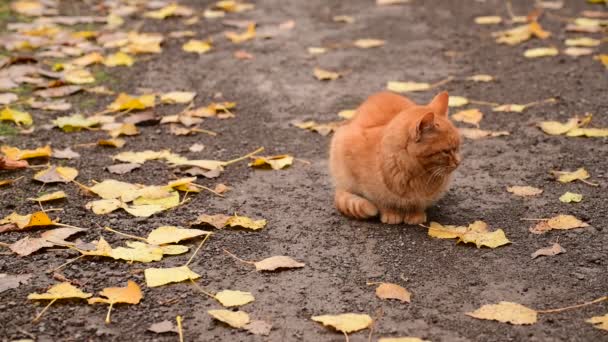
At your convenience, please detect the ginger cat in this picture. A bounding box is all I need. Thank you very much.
[329,91,461,224]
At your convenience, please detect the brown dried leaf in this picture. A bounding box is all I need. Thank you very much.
[254,256,305,271]
[375,283,411,303]
[531,243,566,259]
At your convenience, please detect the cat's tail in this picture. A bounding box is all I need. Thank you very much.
[335,190,378,219]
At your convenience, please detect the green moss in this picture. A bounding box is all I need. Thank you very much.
[0,122,18,136]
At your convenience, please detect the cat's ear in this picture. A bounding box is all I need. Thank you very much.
[415,112,435,142]
[429,91,449,116]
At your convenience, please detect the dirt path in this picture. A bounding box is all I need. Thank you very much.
[1,0,607,341]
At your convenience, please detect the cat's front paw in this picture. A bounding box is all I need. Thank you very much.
[404,211,427,225]
[380,209,404,224]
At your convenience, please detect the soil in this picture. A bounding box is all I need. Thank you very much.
[1,0,607,341]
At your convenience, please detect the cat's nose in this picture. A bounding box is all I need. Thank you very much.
[451,154,461,167]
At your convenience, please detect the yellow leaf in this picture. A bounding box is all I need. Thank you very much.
[559,192,583,203]
[493,24,532,45]
[564,47,594,57]
[338,109,356,119]
[214,290,255,307]
[387,81,431,93]
[161,91,197,104]
[111,241,164,262]
[215,0,254,13]
[254,255,305,271]
[375,283,411,303]
[88,280,142,324]
[145,266,201,287]
[538,118,580,135]
[28,282,92,300]
[85,199,122,215]
[108,93,155,112]
[312,313,373,333]
[564,37,601,47]
[0,211,53,230]
[104,52,134,67]
[566,127,608,137]
[0,107,33,126]
[79,237,113,257]
[191,214,232,229]
[34,166,78,183]
[427,222,467,239]
[27,191,66,202]
[451,109,483,126]
[308,47,327,55]
[121,32,164,55]
[599,54,608,69]
[467,74,494,82]
[208,309,250,328]
[225,23,256,43]
[459,128,509,140]
[98,138,126,148]
[71,52,104,67]
[249,155,293,170]
[88,179,142,200]
[379,338,430,342]
[506,186,543,197]
[1,145,51,160]
[529,21,551,39]
[474,16,502,25]
[524,47,559,58]
[11,0,45,16]
[226,215,267,230]
[448,96,469,107]
[354,39,385,48]
[466,302,537,325]
[587,313,608,331]
[204,9,225,18]
[144,4,178,19]
[108,123,139,138]
[313,67,340,81]
[146,226,211,245]
[132,189,179,208]
[122,204,167,218]
[492,104,526,112]
[182,39,212,54]
[457,221,511,248]
[159,245,189,255]
[552,168,591,183]
[333,15,355,24]
[64,68,95,84]
[53,114,98,132]
[547,214,588,230]
[112,150,168,164]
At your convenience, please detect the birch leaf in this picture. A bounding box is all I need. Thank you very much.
[354,39,385,48]
[34,166,78,183]
[254,255,305,271]
[249,155,293,170]
[146,226,211,245]
[451,109,483,126]
[466,302,537,325]
[161,92,196,104]
[214,290,255,307]
[0,108,33,126]
[387,81,430,93]
[552,168,592,184]
[375,283,411,303]
[531,243,566,259]
[28,282,92,300]
[460,128,509,140]
[312,313,373,333]
[587,314,608,331]
[524,47,559,58]
[507,186,543,197]
[104,52,134,67]
[559,192,582,203]
[313,67,340,81]
[458,221,511,248]
[28,191,66,202]
[144,266,201,287]
[547,214,588,230]
[182,40,212,54]
[448,96,469,107]
[208,309,250,328]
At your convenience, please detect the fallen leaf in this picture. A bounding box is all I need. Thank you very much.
[492,104,527,112]
[313,67,340,81]
[244,320,272,336]
[34,85,82,98]
[208,309,250,328]
[182,40,212,54]
[28,99,71,111]
[1,145,51,160]
[354,39,385,48]
[378,338,430,342]
[161,91,196,104]
[53,114,99,131]
[312,313,373,333]
[587,314,608,331]
[88,281,142,323]
[98,138,126,148]
[149,320,177,333]
[254,255,305,271]
[28,282,92,300]
[538,118,581,135]
[531,243,566,259]
[234,50,254,59]
[52,147,80,159]
[111,241,164,263]
[27,191,66,202]
[507,186,543,197]
[0,107,33,126]
[71,52,104,67]
[559,192,583,203]
[427,222,467,239]
[0,211,53,231]
[466,302,537,325]
[552,168,593,184]
[459,128,510,139]
[0,93,18,105]
[63,68,95,84]
[249,155,293,170]
[387,81,431,93]
[227,215,267,230]
[547,214,588,230]
[215,1,254,13]
[10,227,85,256]
[448,96,469,107]
[0,274,32,293]
[475,16,502,25]
[192,214,232,229]
[375,283,411,303]
[214,290,255,307]
[145,266,201,287]
[104,52,134,67]
[566,127,608,138]
[34,165,78,183]
[338,109,356,119]
[225,23,256,43]
[333,15,355,24]
[524,47,559,58]
[467,74,494,82]
[108,93,155,112]
[144,4,180,19]
[146,226,211,245]
[189,143,205,152]
[451,109,483,126]
[529,21,551,39]
[458,221,511,248]
[308,47,327,55]
[107,163,141,174]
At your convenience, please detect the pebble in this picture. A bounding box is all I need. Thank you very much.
[572,272,585,280]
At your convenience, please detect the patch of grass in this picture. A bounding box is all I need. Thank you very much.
[93,69,116,85]
[0,122,18,136]
[78,97,97,110]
